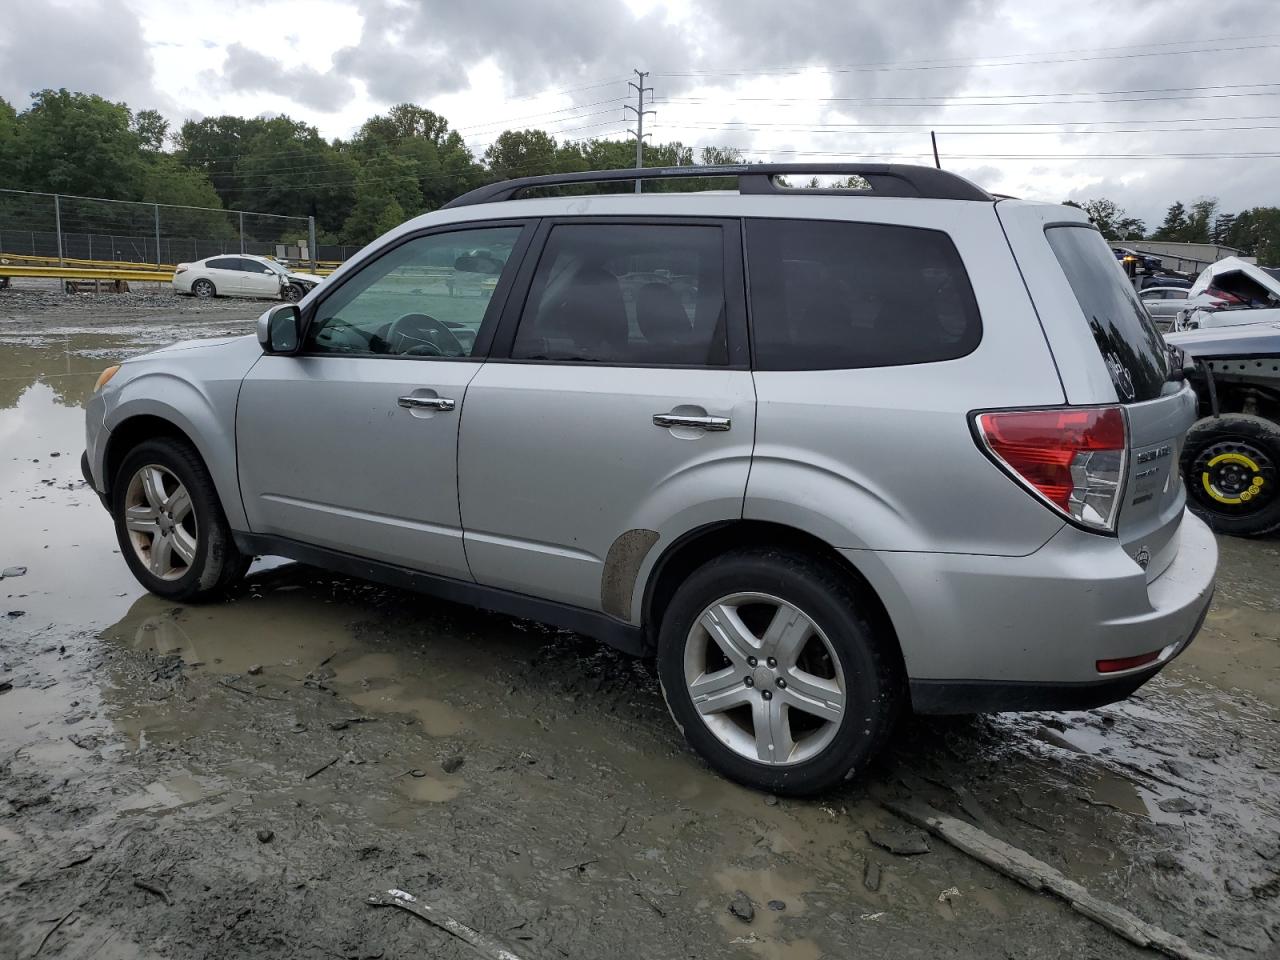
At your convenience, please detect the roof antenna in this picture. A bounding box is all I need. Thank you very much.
[931,131,941,169]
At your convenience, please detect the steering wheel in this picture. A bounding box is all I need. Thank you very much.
[385,314,465,357]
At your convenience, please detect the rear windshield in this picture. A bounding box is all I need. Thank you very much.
[1046,225,1169,402]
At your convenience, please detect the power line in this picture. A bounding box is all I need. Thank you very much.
[662,88,1280,108]
[229,132,635,194]
[733,147,1280,160]
[664,33,1280,78]
[658,113,1280,128]
[665,122,1280,136]
[705,81,1280,100]
[658,40,1280,79]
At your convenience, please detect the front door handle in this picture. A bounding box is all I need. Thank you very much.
[398,395,456,411]
[653,413,730,432]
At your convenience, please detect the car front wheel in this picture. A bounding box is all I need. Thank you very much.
[656,548,902,795]
[112,438,249,601]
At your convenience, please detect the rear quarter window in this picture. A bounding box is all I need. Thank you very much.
[1045,225,1169,402]
[744,218,981,371]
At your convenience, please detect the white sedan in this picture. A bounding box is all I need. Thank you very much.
[173,255,325,302]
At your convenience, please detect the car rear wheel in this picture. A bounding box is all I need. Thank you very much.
[192,279,216,298]
[656,548,902,795]
[1182,414,1280,537]
[112,438,249,601]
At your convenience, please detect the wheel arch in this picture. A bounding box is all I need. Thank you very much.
[104,395,247,531]
[104,414,194,498]
[639,519,905,674]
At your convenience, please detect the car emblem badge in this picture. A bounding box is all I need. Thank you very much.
[1134,547,1151,569]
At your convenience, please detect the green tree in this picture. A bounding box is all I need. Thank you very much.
[230,116,357,234]
[1184,198,1218,244]
[349,104,483,212]
[1152,202,1190,242]
[1078,198,1144,241]
[12,89,145,197]
[176,115,266,209]
[340,153,423,245]
[1224,207,1280,265]
[482,129,560,181]
[341,195,407,247]
[132,109,168,152]
[1212,212,1236,245]
[0,97,18,186]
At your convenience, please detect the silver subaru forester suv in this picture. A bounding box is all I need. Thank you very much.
[83,164,1217,795]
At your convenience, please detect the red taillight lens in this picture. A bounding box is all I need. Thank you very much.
[174,265,188,274]
[1096,650,1160,673]
[976,406,1127,532]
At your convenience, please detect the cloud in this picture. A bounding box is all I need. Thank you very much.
[331,0,697,103]
[0,0,165,110]
[216,43,356,112]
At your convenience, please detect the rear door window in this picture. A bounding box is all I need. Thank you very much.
[744,219,981,370]
[1045,225,1169,402]
[510,223,731,366]
[207,258,238,271]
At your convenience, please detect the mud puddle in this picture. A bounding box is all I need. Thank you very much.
[3,316,1280,959]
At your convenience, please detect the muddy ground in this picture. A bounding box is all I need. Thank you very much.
[1,282,1278,960]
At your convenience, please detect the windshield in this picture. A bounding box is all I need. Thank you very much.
[1046,224,1170,402]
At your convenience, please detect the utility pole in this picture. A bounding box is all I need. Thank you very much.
[625,70,655,193]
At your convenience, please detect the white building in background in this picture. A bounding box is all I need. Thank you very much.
[1128,241,1248,275]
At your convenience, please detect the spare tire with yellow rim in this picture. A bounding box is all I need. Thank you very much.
[1181,413,1280,538]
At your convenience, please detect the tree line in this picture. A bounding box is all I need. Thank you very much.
[1065,196,1280,264]
[1,88,1277,262]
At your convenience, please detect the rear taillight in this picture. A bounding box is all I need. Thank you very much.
[975,406,1128,533]
[174,264,188,274]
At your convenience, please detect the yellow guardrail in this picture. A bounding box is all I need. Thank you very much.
[0,264,175,282]
[0,254,345,284]
[0,252,178,271]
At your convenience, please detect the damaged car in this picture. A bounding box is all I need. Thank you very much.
[1178,256,1280,330]
[173,254,325,303]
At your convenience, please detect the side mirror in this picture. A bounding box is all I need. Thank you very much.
[258,304,301,354]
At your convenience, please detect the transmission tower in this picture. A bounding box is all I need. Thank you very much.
[625,70,656,193]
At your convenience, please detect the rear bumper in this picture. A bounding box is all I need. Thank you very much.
[842,509,1218,713]
[908,588,1212,713]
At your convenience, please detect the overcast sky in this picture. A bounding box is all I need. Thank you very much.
[2,0,1278,226]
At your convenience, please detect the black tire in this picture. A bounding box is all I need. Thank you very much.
[1181,414,1280,538]
[656,548,903,796]
[192,278,216,298]
[111,438,249,601]
[283,283,304,303]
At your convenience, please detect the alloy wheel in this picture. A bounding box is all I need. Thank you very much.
[123,464,198,581]
[683,592,846,766]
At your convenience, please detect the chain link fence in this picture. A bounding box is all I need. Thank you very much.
[0,188,317,268]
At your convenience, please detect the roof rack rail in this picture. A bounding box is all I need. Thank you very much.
[442,162,992,209]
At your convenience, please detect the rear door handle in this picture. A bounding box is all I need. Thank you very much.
[653,413,731,432]
[398,395,456,411]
